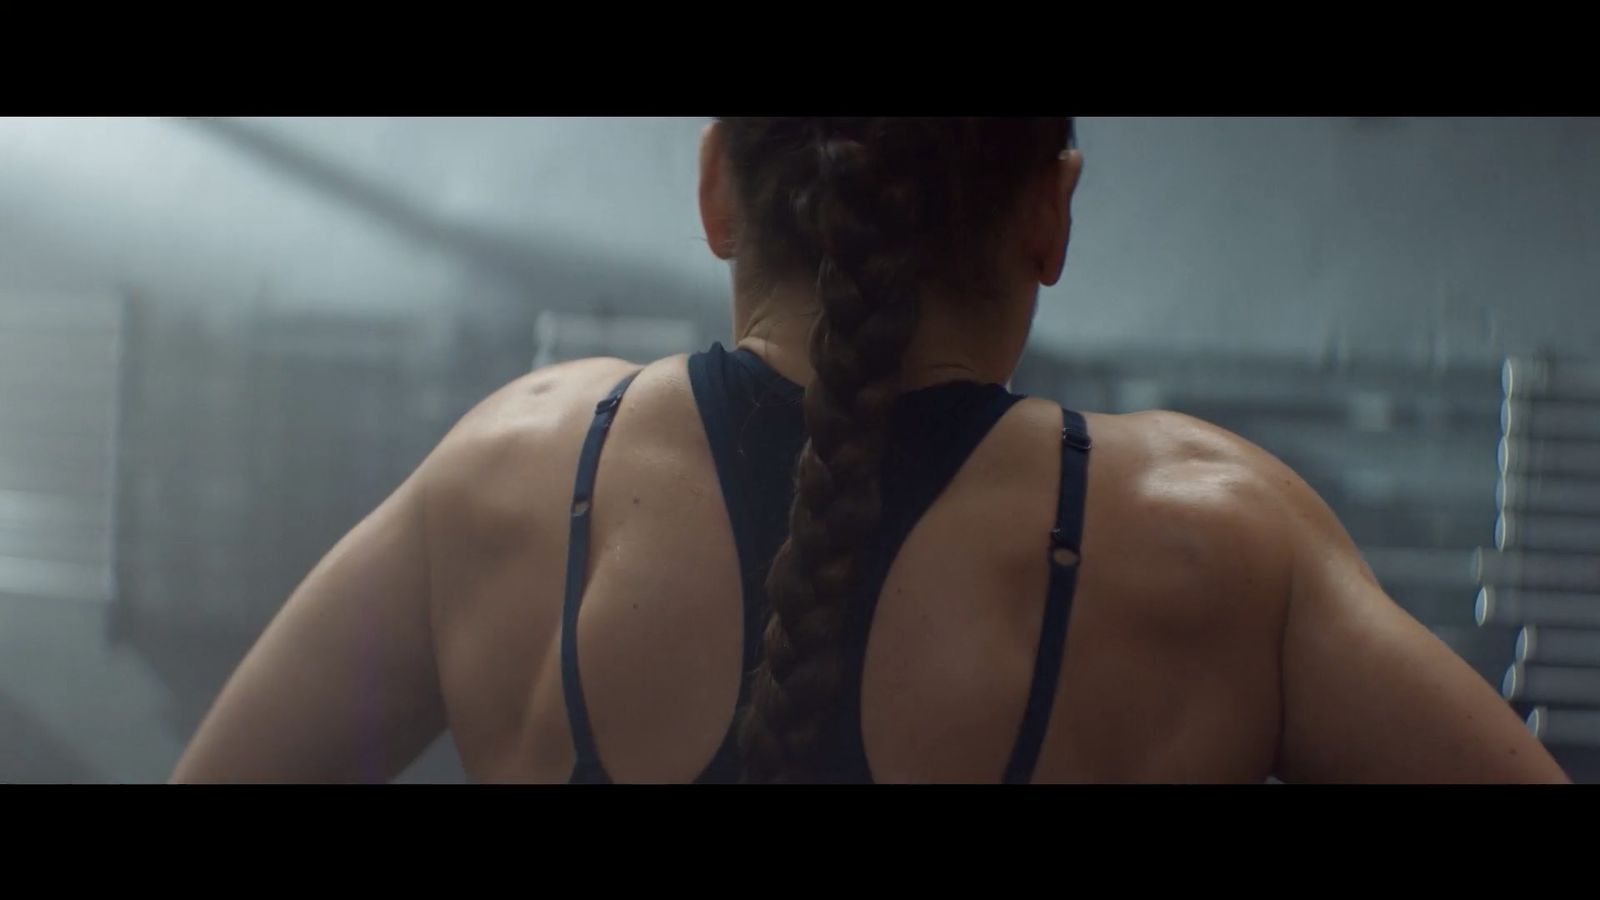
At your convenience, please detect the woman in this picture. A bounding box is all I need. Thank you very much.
[172,118,1568,783]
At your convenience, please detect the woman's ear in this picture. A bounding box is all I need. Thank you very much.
[699,122,737,261]
[1035,148,1084,287]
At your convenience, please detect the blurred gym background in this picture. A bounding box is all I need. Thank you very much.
[2,116,1598,783]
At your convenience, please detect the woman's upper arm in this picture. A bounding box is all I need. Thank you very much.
[1272,473,1569,784]
[169,470,446,783]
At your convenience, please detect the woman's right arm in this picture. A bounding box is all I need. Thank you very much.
[1270,466,1569,783]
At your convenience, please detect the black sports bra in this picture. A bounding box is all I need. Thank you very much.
[561,344,1090,783]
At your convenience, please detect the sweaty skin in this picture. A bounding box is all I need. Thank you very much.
[170,353,1567,783]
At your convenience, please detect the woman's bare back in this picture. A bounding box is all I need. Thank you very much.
[396,353,1556,783]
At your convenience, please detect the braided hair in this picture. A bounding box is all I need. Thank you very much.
[719,118,1072,782]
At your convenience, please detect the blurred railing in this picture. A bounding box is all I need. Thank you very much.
[1477,357,1600,778]
[0,291,121,607]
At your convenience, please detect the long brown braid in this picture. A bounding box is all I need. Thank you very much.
[719,118,1072,783]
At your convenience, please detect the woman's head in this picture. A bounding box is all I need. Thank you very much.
[697,118,1079,782]
[701,118,1079,363]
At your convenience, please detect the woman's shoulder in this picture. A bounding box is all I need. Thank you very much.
[413,355,682,542]
[1074,408,1307,629]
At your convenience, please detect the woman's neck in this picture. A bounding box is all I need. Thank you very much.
[732,285,1031,392]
